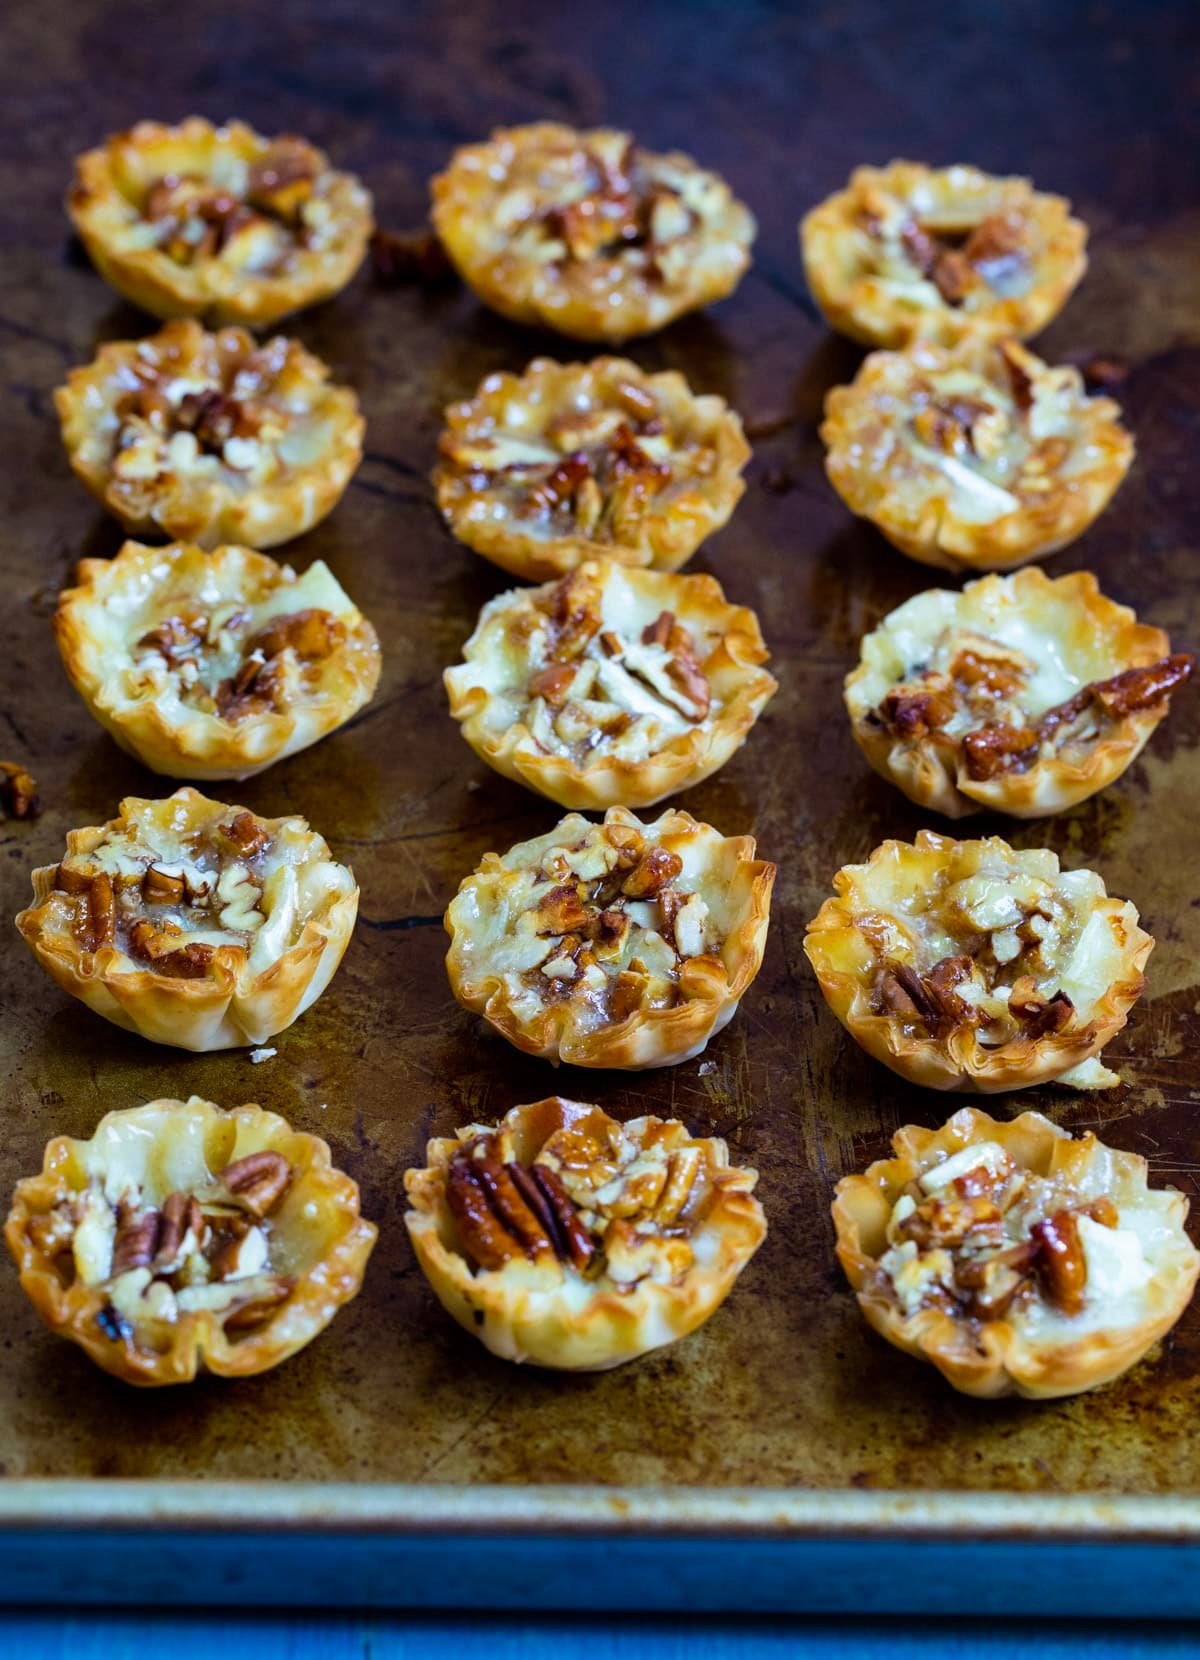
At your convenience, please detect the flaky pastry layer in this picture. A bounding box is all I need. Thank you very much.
[845,568,1191,817]
[803,830,1152,1092]
[404,1096,764,1370]
[434,356,749,581]
[55,319,363,549]
[431,122,755,341]
[801,160,1087,348]
[445,807,775,1069]
[15,788,358,1050]
[68,118,373,327]
[445,560,776,809]
[6,1096,375,1385]
[821,336,1133,572]
[55,540,381,780]
[833,1108,1198,1399]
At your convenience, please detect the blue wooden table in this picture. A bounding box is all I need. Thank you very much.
[4,1615,1198,1657]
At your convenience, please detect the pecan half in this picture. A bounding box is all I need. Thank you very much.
[1033,1209,1087,1315]
[225,1278,295,1330]
[962,722,1040,780]
[0,761,39,820]
[507,1161,594,1272]
[222,1151,291,1218]
[112,1200,161,1276]
[155,1191,205,1267]
[143,865,186,905]
[1008,979,1074,1037]
[621,847,683,898]
[1090,653,1195,718]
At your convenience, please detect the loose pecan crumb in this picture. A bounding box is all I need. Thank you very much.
[370,227,454,284]
[0,761,39,820]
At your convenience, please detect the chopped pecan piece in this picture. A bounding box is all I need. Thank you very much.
[246,608,346,663]
[1008,979,1074,1037]
[143,866,186,905]
[1000,341,1035,415]
[614,380,659,422]
[621,846,683,898]
[225,1278,295,1330]
[128,920,216,978]
[534,882,591,936]
[930,249,975,305]
[876,956,977,1032]
[222,1151,292,1218]
[155,1191,205,1266]
[246,139,316,219]
[137,615,205,664]
[219,811,271,859]
[608,424,669,486]
[608,969,648,1022]
[0,761,39,820]
[963,213,1026,273]
[1085,1196,1120,1229]
[528,661,578,706]
[112,1200,161,1276]
[898,1194,1001,1250]
[962,722,1040,780]
[85,872,117,951]
[175,388,241,451]
[877,681,957,739]
[528,454,592,516]
[950,649,1026,699]
[1033,1208,1087,1316]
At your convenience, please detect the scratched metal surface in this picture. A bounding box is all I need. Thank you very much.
[0,0,1198,1494]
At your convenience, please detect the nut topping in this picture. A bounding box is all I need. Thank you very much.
[221,1150,291,1217]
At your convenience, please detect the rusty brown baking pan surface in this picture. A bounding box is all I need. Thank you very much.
[1,0,1198,1514]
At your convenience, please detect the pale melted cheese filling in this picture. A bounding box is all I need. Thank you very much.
[58,804,348,973]
[878,1141,1169,1339]
[855,846,1129,1039]
[97,334,341,495]
[453,568,718,767]
[100,558,356,719]
[456,819,735,1034]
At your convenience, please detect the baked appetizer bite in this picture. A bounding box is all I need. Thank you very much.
[56,540,381,781]
[404,1096,764,1370]
[6,1096,375,1385]
[55,319,363,549]
[801,161,1086,348]
[804,831,1152,1092]
[434,357,749,581]
[445,561,776,810]
[846,568,1193,818]
[431,122,755,341]
[445,808,775,1069]
[15,789,357,1050]
[833,1107,1199,1399]
[821,336,1133,572]
[68,118,373,327]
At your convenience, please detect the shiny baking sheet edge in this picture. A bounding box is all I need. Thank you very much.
[0,1483,1198,1539]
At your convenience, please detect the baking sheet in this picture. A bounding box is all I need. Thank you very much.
[1,0,1199,1573]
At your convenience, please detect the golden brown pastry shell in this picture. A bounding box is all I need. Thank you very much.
[15,788,358,1051]
[404,1095,765,1370]
[444,807,776,1069]
[803,829,1153,1092]
[431,122,755,342]
[54,540,381,781]
[54,320,364,549]
[5,1096,376,1386]
[800,160,1087,349]
[68,118,373,328]
[445,560,776,810]
[434,357,749,582]
[845,569,1175,818]
[821,337,1133,573]
[833,1107,1199,1399]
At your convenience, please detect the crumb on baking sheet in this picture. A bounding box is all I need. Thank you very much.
[250,1046,277,1064]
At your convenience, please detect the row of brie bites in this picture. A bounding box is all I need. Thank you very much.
[70,117,756,340]
[6,1092,766,1381]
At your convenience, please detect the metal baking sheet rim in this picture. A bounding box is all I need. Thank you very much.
[5,1484,1200,1614]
